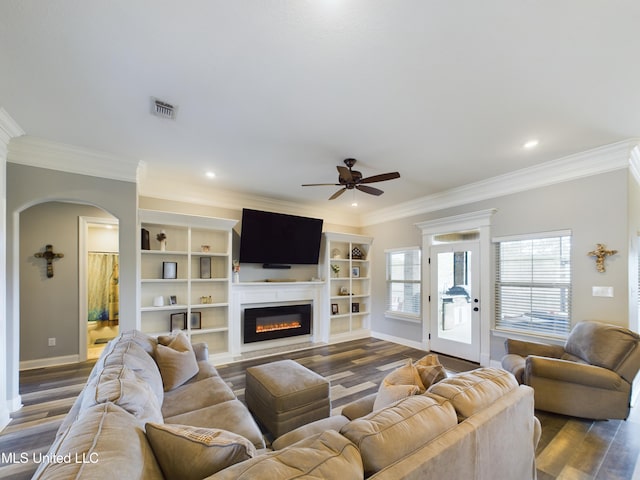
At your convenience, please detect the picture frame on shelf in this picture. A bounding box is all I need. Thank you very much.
[352,266,360,278]
[163,261,177,279]
[169,295,177,305]
[170,312,186,330]
[190,312,202,329]
[200,257,211,279]
[331,303,339,315]
[352,303,360,313]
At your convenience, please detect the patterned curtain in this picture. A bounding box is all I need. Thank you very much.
[88,253,119,321]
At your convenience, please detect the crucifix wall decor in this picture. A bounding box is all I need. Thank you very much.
[34,244,64,278]
[587,243,617,273]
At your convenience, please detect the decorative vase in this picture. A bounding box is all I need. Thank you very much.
[160,239,166,251]
[234,272,240,283]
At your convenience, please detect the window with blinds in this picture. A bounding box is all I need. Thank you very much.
[495,233,571,337]
[386,247,421,320]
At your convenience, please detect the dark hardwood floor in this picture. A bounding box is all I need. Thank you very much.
[1,338,638,479]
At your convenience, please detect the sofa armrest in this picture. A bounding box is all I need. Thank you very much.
[526,355,625,389]
[192,342,209,361]
[340,393,377,420]
[504,338,565,358]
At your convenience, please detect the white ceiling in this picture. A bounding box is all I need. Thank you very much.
[1,1,640,217]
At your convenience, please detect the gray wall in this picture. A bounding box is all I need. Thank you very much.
[6,163,137,390]
[363,169,636,362]
[19,202,114,361]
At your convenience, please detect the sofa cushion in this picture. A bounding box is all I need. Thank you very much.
[155,332,199,391]
[161,375,236,418]
[164,399,266,449]
[427,367,518,420]
[31,402,163,480]
[146,423,256,480]
[382,358,425,392]
[414,353,447,388]
[98,339,164,404]
[564,321,640,371]
[340,394,457,476]
[205,430,363,480]
[81,365,163,424]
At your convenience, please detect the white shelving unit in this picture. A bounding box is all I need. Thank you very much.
[138,210,237,361]
[323,232,373,342]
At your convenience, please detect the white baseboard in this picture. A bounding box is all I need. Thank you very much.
[371,331,425,351]
[20,354,80,371]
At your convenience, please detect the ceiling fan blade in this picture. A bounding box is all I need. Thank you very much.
[329,188,347,200]
[356,185,384,196]
[301,183,341,187]
[359,172,400,184]
[337,166,353,183]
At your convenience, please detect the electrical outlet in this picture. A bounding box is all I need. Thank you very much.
[48,337,56,347]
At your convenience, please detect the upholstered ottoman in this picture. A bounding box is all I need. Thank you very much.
[245,359,331,438]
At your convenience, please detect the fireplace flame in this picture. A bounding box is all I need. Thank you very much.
[256,322,302,333]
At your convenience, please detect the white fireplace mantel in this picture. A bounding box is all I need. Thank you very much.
[230,282,326,356]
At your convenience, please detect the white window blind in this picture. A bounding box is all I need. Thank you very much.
[386,248,421,319]
[495,234,571,337]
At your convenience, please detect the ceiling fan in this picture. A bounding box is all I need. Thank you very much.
[302,158,400,200]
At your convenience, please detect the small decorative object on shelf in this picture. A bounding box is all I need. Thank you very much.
[200,295,213,304]
[352,303,360,313]
[331,303,339,315]
[200,257,211,279]
[331,248,342,259]
[141,228,150,250]
[232,259,240,283]
[339,286,349,296]
[153,295,164,307]
[352,266,360,278]
[190,312,202,329]
[157,230,167,251]
[331,264,340,277]
[169,295,177,305]
[201,244,210,252]
[163,261,177,279]
[170,312,186,330]
[351,246,364,260]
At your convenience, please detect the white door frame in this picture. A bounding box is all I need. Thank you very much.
[416,209,496,366]
[78,216,118,361]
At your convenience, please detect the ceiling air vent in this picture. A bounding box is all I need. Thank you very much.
[150,97,177,120]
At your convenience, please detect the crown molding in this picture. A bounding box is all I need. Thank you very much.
[7,135,139,183]
[361,139,640,226]
[138,171,361,227]
[629,145,640,187]
[0,108,25,156]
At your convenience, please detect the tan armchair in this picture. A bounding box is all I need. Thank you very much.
[501,321,640,419]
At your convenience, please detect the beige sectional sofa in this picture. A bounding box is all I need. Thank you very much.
[34,330,540,480]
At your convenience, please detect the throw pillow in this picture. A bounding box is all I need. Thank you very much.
[146,423,256,480]
[414,354,447,389]
[373,382,420,410]
[382,359,425,392]
[372,359,425,410]
[155,331,199,391]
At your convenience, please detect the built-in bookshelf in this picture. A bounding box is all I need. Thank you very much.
[138,209,237,361]
[323,232,373,341]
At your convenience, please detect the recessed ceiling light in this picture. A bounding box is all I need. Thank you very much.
[351,201,358,207]
[523,139,539,149]
[205,171,216,179]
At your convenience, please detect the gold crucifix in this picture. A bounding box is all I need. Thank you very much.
[587,244,617,273]
[34,244,64,278]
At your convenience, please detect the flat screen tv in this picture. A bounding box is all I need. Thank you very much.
[239,209,324,267]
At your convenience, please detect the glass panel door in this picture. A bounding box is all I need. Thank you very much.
[430,242,480,362]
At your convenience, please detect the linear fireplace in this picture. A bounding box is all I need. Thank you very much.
[243,304,312,344]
